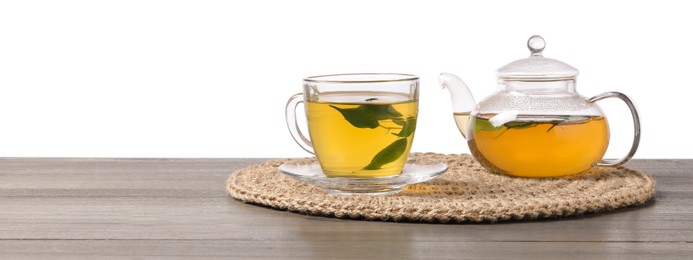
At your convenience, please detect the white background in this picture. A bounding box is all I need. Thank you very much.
[0,0,691,158]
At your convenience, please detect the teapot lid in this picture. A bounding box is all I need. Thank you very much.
[496,35,579,80]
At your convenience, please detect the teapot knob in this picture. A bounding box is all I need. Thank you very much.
[527,35,545,56]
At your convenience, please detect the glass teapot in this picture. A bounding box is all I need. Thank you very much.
[440,35,640,178]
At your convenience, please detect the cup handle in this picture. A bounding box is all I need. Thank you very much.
[588,92,641,166]
[285,93,315,154]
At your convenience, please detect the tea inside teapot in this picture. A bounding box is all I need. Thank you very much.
[468,114,608,177]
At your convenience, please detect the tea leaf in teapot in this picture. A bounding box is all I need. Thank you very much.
[392,117,416,138]
[504,121,537,129]
[473,118,499,132]
[546,121,564,132]
[359,104,403,120]
[495,121,538,139]
[363,138,408,170]
[329,105,380,129]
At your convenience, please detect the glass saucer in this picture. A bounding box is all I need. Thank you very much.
[278,161,448,196]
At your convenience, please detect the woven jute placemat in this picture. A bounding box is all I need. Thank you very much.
[227,153,656,223]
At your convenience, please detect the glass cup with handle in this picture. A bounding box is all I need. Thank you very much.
[285,73,420,178]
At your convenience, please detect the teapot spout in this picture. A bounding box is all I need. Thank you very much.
[439,73,476,113]
[439,73,476,138]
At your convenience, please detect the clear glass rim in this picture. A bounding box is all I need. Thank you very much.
[304,73,419,83]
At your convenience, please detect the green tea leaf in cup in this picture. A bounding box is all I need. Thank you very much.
[359,104,403,120]
[392,117,416,137]
[391,118,406,126]
[330,105,379,129]
[363,138,408,170]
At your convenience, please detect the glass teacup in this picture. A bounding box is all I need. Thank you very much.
[285,73,419,178]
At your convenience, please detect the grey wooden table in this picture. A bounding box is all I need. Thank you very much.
[0,158,691,259]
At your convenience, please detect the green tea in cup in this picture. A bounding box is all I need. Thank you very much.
[286,73,419,178]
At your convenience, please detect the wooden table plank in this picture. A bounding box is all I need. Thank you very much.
[0,240,691,259]
[1,158,692,258]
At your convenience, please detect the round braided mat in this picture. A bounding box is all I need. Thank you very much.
[227,153,656,223]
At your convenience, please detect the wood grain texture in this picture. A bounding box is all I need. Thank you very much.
[1,158,692,259]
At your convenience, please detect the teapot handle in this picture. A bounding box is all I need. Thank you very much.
[285,93,315,154]
[588,92,641,167]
